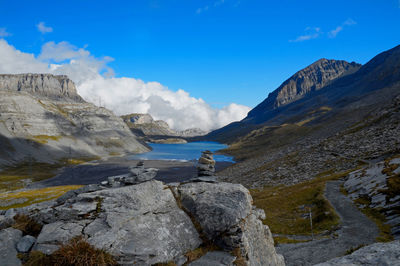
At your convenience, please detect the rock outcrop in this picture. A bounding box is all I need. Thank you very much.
[315,240,400,266]
[0,176,285,265]
[0,74,148,166]
[0,74,83,101]
[343,156,400,239]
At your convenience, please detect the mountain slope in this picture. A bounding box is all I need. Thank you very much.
[208,45,400,187]
[0,74,149,166]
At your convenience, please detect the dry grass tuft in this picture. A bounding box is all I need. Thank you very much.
[12,214,42,237]
[24,236,117,266]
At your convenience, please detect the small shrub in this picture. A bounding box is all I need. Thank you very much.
[12,214,42,237]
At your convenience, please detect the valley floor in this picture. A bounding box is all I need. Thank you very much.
[28,157,233,188]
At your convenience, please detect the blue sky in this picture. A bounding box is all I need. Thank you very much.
[0,0,400,130]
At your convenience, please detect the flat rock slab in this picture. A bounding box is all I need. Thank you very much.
[315,240,400,266]
[189,251,236,266]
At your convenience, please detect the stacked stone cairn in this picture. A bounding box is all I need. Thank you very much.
[197,150,216,177]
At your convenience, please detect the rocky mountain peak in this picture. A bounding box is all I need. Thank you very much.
[247,59,361,118]
[0,73,83,101]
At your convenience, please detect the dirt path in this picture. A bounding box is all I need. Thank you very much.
[276,180,379,266]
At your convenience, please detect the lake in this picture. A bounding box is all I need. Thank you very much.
[128,141,234,162]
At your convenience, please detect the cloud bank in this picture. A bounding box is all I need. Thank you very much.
[0,39,250,131]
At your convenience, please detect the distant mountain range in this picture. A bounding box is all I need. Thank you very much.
[121,113,206,143]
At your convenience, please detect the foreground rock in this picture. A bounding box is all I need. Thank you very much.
[4,176,284,265]
[315,240,400,266]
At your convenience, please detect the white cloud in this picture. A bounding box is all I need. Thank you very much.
[290,27,321,42]
[328,18,356,38]
[196,0,228,14]
[37,22,53,34]
[0,39,250,131]
[0,28,11,37]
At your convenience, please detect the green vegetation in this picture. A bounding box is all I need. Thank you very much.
[22,236,116,266]
[32,135,62,144]
[250,170,355,237]
[0,185,83,210]
[0,157,98,192]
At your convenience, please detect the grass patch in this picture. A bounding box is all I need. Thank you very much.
[23,236,116,266]
[250,170,355,236]
[32,135,62,144]
[0,162,65,192]
[0,185,82,210]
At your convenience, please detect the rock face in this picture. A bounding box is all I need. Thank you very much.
[249,59,361,116]
[121,113,207,140]
[315,240,400,266]
[5,176,284,265]
[0,74,148,166]
[197,150,216,177]
[0,74,82,101]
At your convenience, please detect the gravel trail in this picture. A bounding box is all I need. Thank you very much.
[276,180,379,265]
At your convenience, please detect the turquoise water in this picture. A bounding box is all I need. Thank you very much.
[128,141,234,162]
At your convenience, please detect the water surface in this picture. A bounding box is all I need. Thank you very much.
[128,141,234,162]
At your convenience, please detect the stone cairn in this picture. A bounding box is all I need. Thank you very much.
[101,161,158,187]
[197,150,216,177]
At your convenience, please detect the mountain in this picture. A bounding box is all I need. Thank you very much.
[202,44,400,184]
[121,113,207,142]
[0,74,148,166]
[247,59,361,120]
[206,45,400,145]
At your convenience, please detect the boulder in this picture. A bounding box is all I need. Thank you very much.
[0,227,22,266]
[16,235,36,253]
[85,180,201,264]
[177,181,285,266]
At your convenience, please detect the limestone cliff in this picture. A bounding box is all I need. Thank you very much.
[0,74,149,166]
[0,74,83,102]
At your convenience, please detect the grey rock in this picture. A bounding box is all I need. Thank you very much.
[86,180,201,264]
[5,208,16,218]
[178,182,252,239]
[36,221,85,245]
[189,251,236,266]
[315,240,400,266]
[0,227,23,266]
[16,235,36,253]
